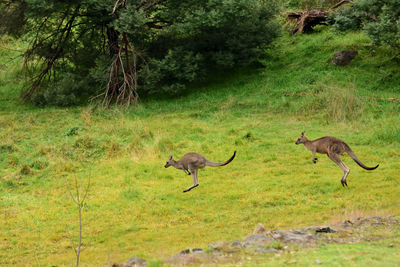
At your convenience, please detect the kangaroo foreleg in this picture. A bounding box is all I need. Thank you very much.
[312,149,318,164]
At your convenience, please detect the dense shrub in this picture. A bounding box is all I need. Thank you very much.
[333,0,400,49]
[283,0,338,9]
[0,0,281,106]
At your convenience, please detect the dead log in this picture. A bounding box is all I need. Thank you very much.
[287,0,353,34]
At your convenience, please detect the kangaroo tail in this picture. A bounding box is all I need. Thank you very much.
[205,151,236,167]
[345,145,379,170]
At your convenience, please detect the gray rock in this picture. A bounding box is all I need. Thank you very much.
[180,249,191,254]
[179,248,204,255]
[253,223,267,235]
[128,257,147,267]
[108,257,146,267]
[342,220,354,228]
[231,240,244,247]
[303,226,324,232]
[254,247,279,254]
[315,227,336,233]
[208,241,226,250]
[268,229,316,243]
[245,234,274,246]
[192,248,204,254]
[331,50,358,65]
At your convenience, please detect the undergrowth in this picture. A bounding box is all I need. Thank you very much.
[0,29,399,266]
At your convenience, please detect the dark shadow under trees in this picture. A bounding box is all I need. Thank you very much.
[0,0,281,107]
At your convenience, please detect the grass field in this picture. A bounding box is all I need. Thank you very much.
[1,29,399,266]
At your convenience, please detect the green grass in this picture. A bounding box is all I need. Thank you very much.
[250,240,400,266]
[1,29,400,266]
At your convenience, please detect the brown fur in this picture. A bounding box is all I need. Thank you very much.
[165,151,236,192]
[295,131,379,187]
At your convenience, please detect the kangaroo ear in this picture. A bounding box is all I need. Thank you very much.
[169,155,173,160]
[301,131,305,136]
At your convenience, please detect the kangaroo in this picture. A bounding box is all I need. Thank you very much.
[164,151,236,192]
[295,132,379,187]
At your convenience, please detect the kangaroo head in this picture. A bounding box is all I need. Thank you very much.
[295,131,307,145]
[164,155,174,168]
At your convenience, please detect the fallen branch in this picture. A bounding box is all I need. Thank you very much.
[287,0,354,34]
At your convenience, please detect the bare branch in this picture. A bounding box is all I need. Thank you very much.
[94,1,141,108]
[112,0,121,14]
[330,0,353,10]
[22,5,81,100]
[81,176,91,205]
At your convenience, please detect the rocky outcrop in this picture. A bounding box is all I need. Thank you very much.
[111,216,399,266]
[253,223,267,235]
[331,50,358,65]
[110,257,147,267]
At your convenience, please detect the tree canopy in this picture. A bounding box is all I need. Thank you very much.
[0,0,281,107]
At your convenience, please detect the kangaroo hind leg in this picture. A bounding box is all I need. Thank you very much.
[328,153,350,187]
[183,166,199,193]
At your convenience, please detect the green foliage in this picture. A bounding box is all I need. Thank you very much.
[147,259,163,267]
[333,0,400,49]
[0,0,26,37]
[271,241,284,250]
[1,29,400,266]
[306,84,364,122]
[144,49,204,95]
[0,0,281,106]
[283,0,338,9]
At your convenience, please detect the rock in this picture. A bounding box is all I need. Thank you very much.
[180,249,191,254]
[342,220,354,227]
[112,215,399,266]
[208,241,226,250]
[179,248,204,255]
[244,234,274,246]
[166,248,207,265]
[111,257,147,267]
[192,248,204,254]
[331,50,358,65]
[254,247,279,254]
[268,229,316,243]
[253,223,267,235]
[315,227,337,233]
[128,257,147,267]
[231,240,244,247]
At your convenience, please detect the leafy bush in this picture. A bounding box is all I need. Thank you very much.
[283,0,338,9]
[30,73,98,107]
[333,0,400,49]
[1,0,281,106]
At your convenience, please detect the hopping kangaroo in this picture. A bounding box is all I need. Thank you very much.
[295,132,379,187]
[164,151,236,192]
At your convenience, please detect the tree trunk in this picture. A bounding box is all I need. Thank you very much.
[106,26,120,56]
[287,0,354,34]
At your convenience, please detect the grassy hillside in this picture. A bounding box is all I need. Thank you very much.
[1,29,399,266]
